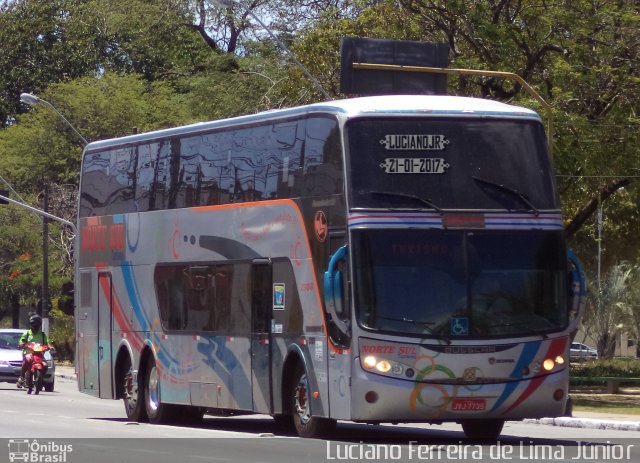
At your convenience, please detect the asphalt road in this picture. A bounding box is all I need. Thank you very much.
[0,376,638,463]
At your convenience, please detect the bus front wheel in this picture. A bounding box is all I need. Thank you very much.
[291,366,335,438]
[461,419,505,440]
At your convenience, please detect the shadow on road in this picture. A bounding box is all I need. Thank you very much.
[89,414,588,447]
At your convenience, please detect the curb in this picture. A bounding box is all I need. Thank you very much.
[524,417,640,432]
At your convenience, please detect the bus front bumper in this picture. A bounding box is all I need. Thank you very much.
[351,364,568,422]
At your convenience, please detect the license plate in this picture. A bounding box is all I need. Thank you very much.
[380,158,449,174]
[451,398,486,411]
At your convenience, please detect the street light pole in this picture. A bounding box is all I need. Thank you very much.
[42,184,49,320]
[20,93,88,145]
[211,0,331,100]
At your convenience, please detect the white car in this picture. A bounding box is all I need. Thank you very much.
[0,329,55,391]
[570,342,598,360]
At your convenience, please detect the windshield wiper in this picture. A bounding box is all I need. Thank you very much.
[376,315,451,344]
[366,191,444,215]
[472,176,539,216]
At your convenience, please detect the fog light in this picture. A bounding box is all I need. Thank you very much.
[363,356,377,369]
[376,360,392,373]
[365,391,379,403]
[543,358,555,371]
[553,389,564,401]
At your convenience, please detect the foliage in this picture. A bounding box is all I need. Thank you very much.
[571,358,640,379]
[48,307,74,362]
[0,199,44,315]
[583,262,636,359]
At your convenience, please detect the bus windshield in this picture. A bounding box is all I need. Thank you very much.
[347,118,557,210]
[352,229,568,338]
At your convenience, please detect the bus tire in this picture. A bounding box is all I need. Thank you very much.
[291,366,335,438]
[123,357,147,422]
[144,357,174,424]
[461,419,504,440]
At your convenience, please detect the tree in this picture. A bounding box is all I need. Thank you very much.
[0,197,43,323]
[584,263,634,359]
[296,0,640,265]
[0,0,96,127]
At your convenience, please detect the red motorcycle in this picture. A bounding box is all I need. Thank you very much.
[22,342,52,395]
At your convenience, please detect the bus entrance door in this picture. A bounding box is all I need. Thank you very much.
[97,272,114,399]
[250,259,273,413]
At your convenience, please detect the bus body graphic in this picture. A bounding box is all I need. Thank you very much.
[75,95,585,439]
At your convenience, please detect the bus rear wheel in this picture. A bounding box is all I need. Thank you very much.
[144,357,174,424]
[123,358,147,422]
[291,366,335,438]
[461,419,504,440]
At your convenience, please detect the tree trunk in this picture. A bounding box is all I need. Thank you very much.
[564,178,630,238]
[11,292,20,328]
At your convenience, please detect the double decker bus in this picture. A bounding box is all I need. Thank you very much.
[75,94,585,439]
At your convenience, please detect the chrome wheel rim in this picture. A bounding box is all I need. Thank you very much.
[124,368,138,410]
[294,373,311,424]
[147,366,160,412]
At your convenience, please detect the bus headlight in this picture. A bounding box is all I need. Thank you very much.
[363,356,377,369]
[376,360,392,373]
[543,358,555,371]
[555,355,565,365]
[361,356,408,376]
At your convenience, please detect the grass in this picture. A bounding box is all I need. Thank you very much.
[571,392,640,415]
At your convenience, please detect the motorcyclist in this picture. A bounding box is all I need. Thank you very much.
[17,314,50,388]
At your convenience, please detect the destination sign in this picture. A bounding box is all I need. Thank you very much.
[380,134,449,151]
[380,157,449,174]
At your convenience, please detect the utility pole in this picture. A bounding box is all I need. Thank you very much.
[41,184,50,332]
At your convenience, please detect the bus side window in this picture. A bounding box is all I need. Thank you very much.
[302,117,343,197]
[107,146,137,215]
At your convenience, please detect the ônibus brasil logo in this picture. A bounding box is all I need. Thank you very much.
[8,439,73,463]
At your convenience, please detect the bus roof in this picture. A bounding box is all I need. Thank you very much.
[84,95,540,152]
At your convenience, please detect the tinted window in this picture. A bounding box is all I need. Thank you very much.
[155,263,251,334]
[79,116,342,217]
[353,229,567,339]
[347,118,557,210]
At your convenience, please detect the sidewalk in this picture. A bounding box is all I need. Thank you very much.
[524,413,640,432]
[54,365,639,431]
[55,364,77,381]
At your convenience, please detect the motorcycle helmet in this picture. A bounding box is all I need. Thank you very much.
[29,314,42,330]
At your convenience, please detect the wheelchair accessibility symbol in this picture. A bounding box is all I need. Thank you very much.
[451,317,469,336]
